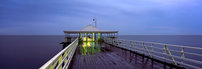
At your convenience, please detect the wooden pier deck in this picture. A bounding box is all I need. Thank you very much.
[40,25,202,69]
[69,42,178,69]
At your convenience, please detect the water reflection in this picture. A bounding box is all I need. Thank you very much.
[79,41,101,55]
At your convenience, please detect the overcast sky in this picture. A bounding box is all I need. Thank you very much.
[0,0,202,35]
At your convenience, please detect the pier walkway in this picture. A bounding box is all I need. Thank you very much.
[40,37,202,69]
[40,25,202,69]
[69,42,176,69]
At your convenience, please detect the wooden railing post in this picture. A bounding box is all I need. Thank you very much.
[142,42,145,55]
[104,38,202,68]
[134,41,137,52]
[151,43,154,58]
[181,47,185,67]
[130,41,132,51]
[163,45,167,62]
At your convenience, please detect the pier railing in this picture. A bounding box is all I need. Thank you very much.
[104,37,202,69]
[40,38,78,69]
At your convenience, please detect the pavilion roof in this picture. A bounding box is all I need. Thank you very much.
[64,24,118,33]
[80,24,101,31]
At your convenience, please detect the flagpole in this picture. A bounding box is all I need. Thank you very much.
[93,17,97,27]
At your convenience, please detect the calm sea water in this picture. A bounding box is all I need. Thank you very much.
[0,35,202,69]
[0,35,64,69]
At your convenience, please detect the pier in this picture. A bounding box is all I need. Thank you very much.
[40,25,202,69]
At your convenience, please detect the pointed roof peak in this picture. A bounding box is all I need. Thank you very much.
[80,24,101,31]
[64,24,118,33]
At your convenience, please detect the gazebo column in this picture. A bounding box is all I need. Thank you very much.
[79,33,81,39]
[100,33,102,39]
[98,33,101,40]
[95,33,96,41]
[93,32,95,41]
[85,33,87,42]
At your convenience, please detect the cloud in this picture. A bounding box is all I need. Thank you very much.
[75,0,199,16]
[0,0,202,35]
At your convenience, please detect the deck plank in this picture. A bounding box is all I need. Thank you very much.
[69,42,179,69]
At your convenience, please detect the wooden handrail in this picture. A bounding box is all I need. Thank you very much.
[104,37,202,69]
[40,38,78,69]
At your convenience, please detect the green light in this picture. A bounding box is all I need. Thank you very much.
[98,33,100,40]
[93,33,95,41]
[97,42,101,52]
[92,42,95,54]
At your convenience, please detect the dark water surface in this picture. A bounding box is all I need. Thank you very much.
[0,35,64,69]
[0,35,202,69]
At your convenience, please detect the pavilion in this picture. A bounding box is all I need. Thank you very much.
[64,24,118,42]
